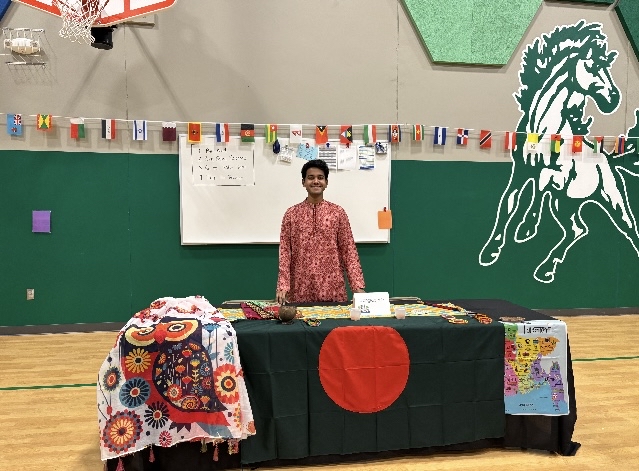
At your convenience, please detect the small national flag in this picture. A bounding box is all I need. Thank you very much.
[187,122,201,143]
[388,124,401,143]
[216,123,229,143]
[133,120,148,141]
[37,114,52,131]
[316,125,328,144]
[614,135,625,154]
[340,125,353,144]
[479,130,492,149]
[527,133,539,152]
[456,128,468,145]
[551,134,561,153]
[162,122,177,142]
[7,114,23,136]
[290,124,303,144]
[434,126,447,145]
[70,118,85,139]
[413,125,425,141]
[572,135,583,153]
[363,124,377,145]
[241,123,255,143]
[593,136,604,153]
[101,119,116,140]
[265,124,278,143]
[504,131,517,151]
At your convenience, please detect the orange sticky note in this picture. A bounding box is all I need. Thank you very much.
[378,207,392,229]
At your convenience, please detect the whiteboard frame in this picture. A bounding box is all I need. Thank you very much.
[179,135,391,244]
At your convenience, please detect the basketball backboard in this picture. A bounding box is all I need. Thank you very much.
[13,0,177,26]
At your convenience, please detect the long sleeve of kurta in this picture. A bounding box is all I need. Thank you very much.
[277,200,365,303]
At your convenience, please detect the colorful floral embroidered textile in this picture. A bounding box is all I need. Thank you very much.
[97,296,255,461]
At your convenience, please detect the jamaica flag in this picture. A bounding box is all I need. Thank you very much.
[235,316,505,464]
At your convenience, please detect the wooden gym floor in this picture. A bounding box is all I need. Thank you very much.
[0,315,638,471]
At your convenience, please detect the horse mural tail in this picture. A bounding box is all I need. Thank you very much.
[479,20,637,283]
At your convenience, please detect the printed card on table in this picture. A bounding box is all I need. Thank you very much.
[353,292,391,317]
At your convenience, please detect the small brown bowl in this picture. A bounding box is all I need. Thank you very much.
[278,305,297,323]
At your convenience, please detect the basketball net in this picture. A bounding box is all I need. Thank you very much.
[52,0,111,44]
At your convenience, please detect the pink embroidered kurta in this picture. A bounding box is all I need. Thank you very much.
[277,200,365,303]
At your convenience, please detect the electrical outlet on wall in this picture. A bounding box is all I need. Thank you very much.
[26,289,34,300]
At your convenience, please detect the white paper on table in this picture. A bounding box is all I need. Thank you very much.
[353,292,391,317]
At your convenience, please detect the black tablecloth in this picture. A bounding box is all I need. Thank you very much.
[107,299,579,470]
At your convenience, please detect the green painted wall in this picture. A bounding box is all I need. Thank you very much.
[2,151,638,327]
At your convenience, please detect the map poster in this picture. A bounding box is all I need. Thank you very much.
[503,320,570,416]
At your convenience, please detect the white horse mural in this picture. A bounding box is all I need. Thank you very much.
[479,20,639,283]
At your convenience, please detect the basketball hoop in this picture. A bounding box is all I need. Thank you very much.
[52,0,111,44]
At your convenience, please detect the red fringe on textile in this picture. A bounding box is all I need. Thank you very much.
[116,457,125,471]
[149,447,155,463]
[213,444,219,461]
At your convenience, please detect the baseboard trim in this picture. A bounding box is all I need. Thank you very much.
[0,322,125,336]
[536,307,639,317]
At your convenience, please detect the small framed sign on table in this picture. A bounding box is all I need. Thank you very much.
[353,292,391,317]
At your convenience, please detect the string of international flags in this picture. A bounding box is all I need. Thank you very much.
[2,113,632,153]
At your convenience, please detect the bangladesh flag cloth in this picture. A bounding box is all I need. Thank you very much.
[235,316,505,464]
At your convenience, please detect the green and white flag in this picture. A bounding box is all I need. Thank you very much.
[363,124,377,145]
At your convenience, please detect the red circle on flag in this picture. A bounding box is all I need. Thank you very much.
[319,326,409,413]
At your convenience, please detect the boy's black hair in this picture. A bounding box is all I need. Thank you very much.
[301,159,329,179]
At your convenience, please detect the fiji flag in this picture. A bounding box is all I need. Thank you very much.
[133,120,147,141]
[7,114,23,136]
[434,126,446,145]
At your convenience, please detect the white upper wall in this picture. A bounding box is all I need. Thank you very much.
[0,0,635,160]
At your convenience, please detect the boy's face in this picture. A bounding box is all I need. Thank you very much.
[303,167,327,196]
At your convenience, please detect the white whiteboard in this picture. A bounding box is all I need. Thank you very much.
[179,135,391,244]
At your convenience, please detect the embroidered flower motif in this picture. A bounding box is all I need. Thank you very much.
[144,401,170,429]
[224,342,235,363]
[180,395,199,410]
[159,430,172,447]
[199,363,211,377]
[103,366,122,392]
[166,384,182,402]
[150,300,167,310]
[202,376,212,389]
[125,348,151,373]
[119,378,151,408]
[102,410,143,453]
[214,364,239,404]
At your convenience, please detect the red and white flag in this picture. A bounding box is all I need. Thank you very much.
[504,131,517,151]
[101,119,116,140]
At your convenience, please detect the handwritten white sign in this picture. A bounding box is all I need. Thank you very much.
[353,292,391,317]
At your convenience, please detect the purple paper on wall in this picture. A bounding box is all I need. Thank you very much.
[32,210,51,233]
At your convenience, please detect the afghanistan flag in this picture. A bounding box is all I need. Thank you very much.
[479,130,492,149]
[187,122,201,143]
[70,118,85,139]
[101,119,116,140]
[266,124,278,143]
[572,135,583,153]
[316,125,328,145]
[7,114,23,136]
[241,123,255,143]
[363,125,376,145]
[551,134,561,154]
[235,318,505,464]
[162,122,177,142]
[37,114,52,131]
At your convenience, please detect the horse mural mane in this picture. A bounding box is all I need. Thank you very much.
[516,21,611,114]
[479,19,639,284]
